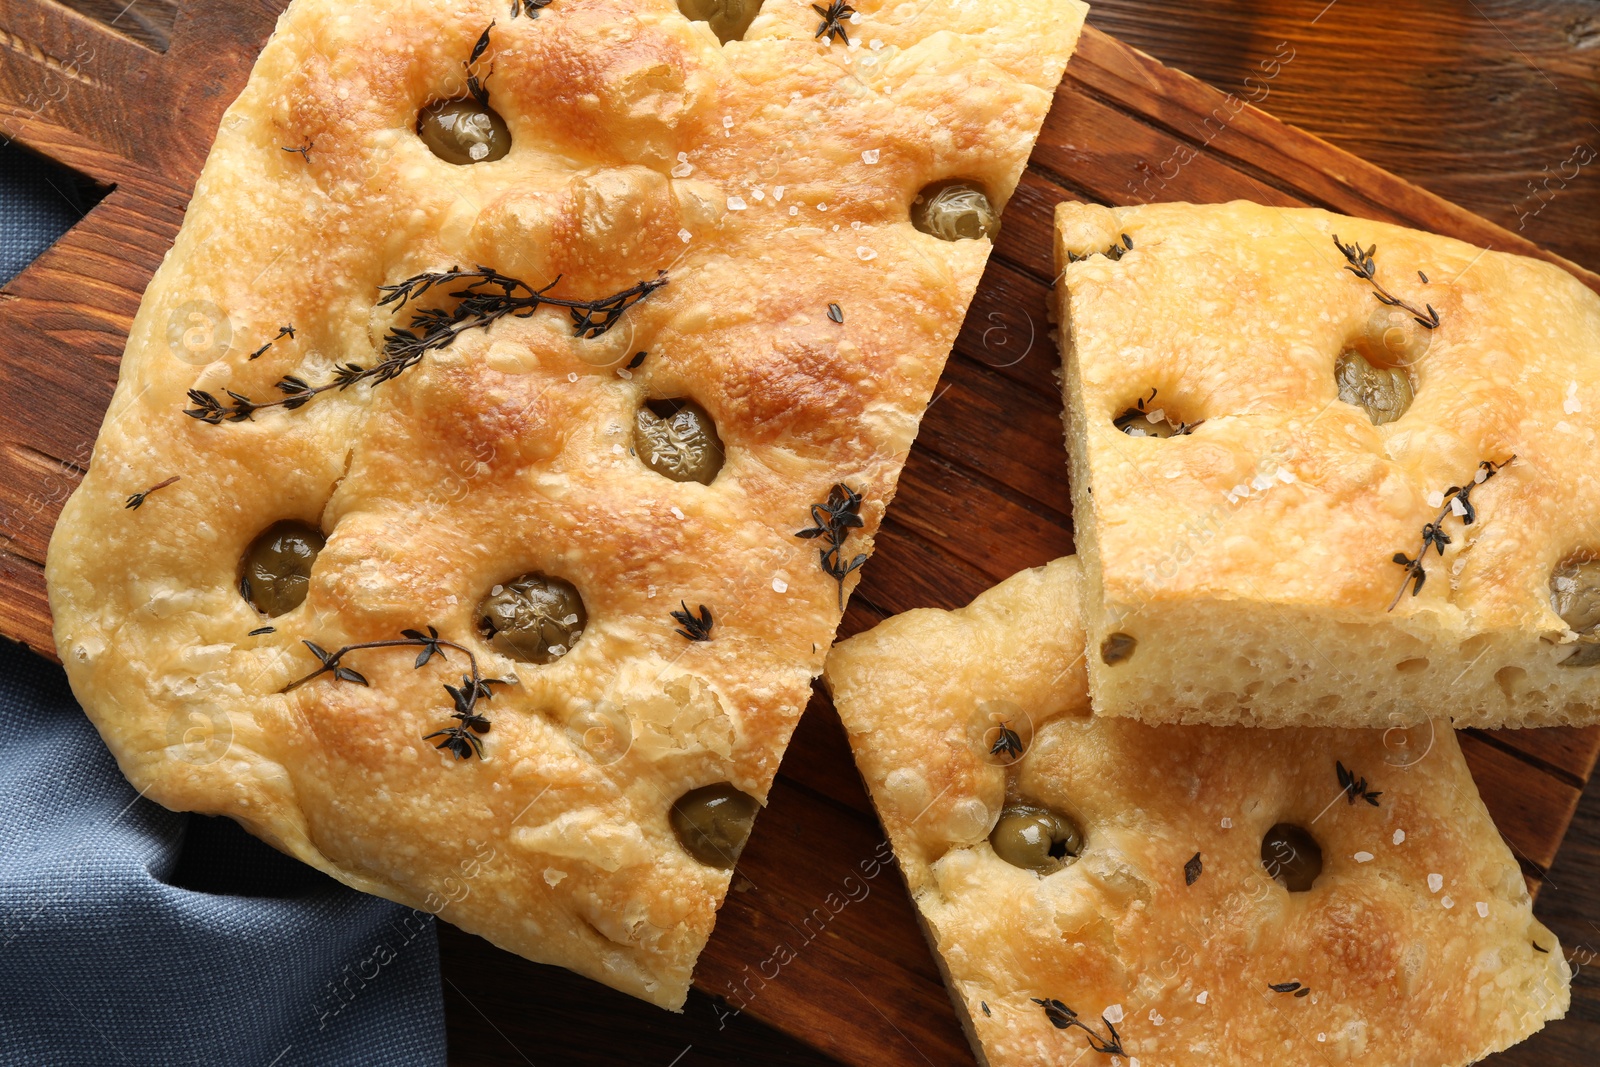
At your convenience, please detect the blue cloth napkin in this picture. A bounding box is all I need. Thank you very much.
[0,143,447,1065]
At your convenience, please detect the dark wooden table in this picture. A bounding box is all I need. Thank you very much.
[440,2,1600,1064]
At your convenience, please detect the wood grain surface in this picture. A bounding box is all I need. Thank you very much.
[2,2,1597,1064]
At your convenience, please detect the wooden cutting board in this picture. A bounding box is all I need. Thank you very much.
[2,4,1597,1066]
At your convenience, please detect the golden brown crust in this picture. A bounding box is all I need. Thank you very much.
[824,557,1570,1066]
[44,0,1086,1007]
[1055,200,1600,729]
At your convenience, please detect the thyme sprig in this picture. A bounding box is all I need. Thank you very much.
[1388,457,1514,610]
[249,325,296,361]
[125,476,180,510]
[1333,235,1441,330]
[466,23,495,105]
[510,0,551,15]
[797,483,867,610]
[671,601,714,642]
[1065,233,1133,265]
[989,722,1023,759]
[1336,760,1382,807]
[184,267,666,425]
[282,139,314,162]
[1031,998,1125,1056]
[812,0,854,44]
[379,266,667,343]
[1184,852,1202,886]
[1269,981,1311,998]
[281,627,512,760]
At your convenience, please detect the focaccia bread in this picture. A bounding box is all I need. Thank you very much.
[824,557,1570,1066]
[44,0,1086,1008]
[1054,200,1600,729]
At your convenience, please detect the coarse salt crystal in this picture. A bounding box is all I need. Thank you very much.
[678,228,693,242]
[1450,496,1468,517]
[862,149,880,164]
[568,372,578,382]
[1277,467,1297,484]
[1393,829,1406,845]
[1476,901,1489,917]
[773,185,785,201]
[925,113,938,125]
[722,115,733,128]
[773,576,788,593]
[1103,1004,1124,1024]
[1427,491,1445,508]
[671,162,693,178]
[727,196,748,210]
[848,10,860,21]
[1220,818,1233,829]
[491,585,504,596]
[818,202,828,211]
[1354,851,1374,863]
[857,246,877,261]
[789,205,799,216]
[1196,991,1208,1005]
[870,38,883,49]
[611,443,624,454]
[647,585,658,599]
[752,188,765,200]
[671,506,686,520]
[1145,408,1165,423]
[1428,873,1443,893]
[1442,895,1455,909]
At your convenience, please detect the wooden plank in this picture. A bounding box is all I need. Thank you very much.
[1459,733,1583,873]
[1083,0,1600,277]
[0,4,1595,1066]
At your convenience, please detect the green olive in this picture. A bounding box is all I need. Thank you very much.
[477,574,586,663]
[677,0,761,43]
[1551,559,1600,666]
[1100,632,1137,665]
[1262,823,1323,892]
[1113,408,1188,438]
[634,399,724,485]
[911,180,998,242]
[417,97,511,165]
[990,804,1081,875]
[240,521,325,617]
[1335,349,1413,425]
[671,783,760,868]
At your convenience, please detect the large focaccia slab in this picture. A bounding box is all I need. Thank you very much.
[1054,200,1600,729]
[824,557,1570,1066]
[44,0,1086,1007]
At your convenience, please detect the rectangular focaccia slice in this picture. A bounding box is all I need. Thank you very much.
[42,0,1087,1009]
[1054,200,1600,729]
[823,557,1569,1067]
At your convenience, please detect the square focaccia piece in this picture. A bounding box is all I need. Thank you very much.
[43,0,1087,1008]
[1054,200,1600,729]
[823,557,1570,1067]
